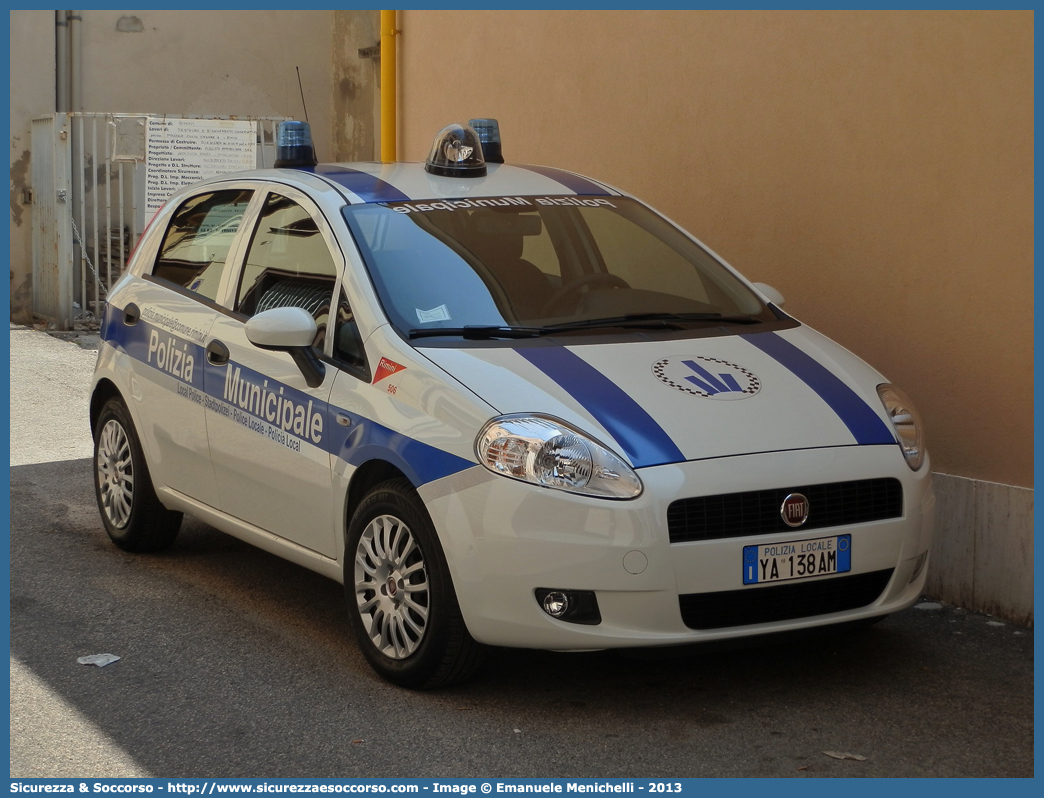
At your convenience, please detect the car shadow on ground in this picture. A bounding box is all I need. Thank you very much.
[10,458,1034,778]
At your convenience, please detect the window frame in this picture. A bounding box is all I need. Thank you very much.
[139,178,373,378]
[148,184,261,306]
[323,286,372,384]
[221,183,350,361]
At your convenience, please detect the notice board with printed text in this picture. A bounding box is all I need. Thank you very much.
[145,118,257,214]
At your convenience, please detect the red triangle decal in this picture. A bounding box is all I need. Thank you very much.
[373,357,406,384]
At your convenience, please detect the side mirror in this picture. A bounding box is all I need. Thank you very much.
[245,306,317,348]
[245,307,325,388]
[752,282,785,309]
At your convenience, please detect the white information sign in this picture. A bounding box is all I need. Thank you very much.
[145,118,257,214]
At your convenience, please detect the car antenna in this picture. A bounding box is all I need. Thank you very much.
[295,66,317,161]
[296,66,310,123]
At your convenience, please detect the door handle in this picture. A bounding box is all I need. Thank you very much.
[206,339,230,366]
[124,303,140,326]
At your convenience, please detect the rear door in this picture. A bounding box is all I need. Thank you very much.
[110,186,256,507]
[202,186,342,557]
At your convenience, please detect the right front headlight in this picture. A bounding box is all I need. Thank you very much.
[877,384,926,471]
[475,415,643,499]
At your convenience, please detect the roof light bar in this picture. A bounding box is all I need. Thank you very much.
[468,118,504,164]
[425,123,487,178]
[274,120,317,169]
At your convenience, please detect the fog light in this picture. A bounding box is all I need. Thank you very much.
[535,588,602,625]
[542,591,569,617]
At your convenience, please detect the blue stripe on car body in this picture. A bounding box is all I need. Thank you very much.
[306,165,411,203]
[100,304,206,389]
[743,331,896,446]
[513,164,614,196]
[516,346,685,468]
[101,305,473,486]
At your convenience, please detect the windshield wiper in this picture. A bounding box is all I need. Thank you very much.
[409,313,762,340]
[409,325,544,340]
[622,312,761,324]
[539,312,762,333]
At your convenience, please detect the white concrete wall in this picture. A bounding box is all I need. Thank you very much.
[927,475,1034,626]
[9,9,337,322]
[9,11,56,323]
[78,11,334,159]
[332,10,379,162]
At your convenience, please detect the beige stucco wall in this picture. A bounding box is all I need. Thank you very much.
[8,9,337,322]
[399,10,1033,489]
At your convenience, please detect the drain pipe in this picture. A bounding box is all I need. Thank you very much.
[69,10,83,111]
[55,10,69,111]
[380,10,397,162]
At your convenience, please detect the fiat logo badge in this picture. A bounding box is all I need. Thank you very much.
[781,493,810,527]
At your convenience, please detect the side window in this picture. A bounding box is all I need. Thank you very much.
[153,189,254,301]
[332,289,367,375]
[577,206,712,305]
[236,193,339,349]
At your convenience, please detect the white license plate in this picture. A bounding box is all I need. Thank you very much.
[742,534,851,585]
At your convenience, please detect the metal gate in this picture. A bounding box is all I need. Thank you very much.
[31,113,289,329]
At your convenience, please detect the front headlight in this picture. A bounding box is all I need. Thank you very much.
[877,384,926,471]
[475,415,643,499]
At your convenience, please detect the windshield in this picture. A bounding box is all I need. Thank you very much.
[342,195,771,339]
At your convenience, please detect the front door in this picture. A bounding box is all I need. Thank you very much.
[203,188,341,557]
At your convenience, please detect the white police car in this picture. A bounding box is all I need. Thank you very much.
[90,120,934,688]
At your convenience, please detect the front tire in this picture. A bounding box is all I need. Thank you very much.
[93,397,182,552]
[345,478,485,688]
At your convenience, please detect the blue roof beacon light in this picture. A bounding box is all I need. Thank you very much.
[424,123,487,178]
[468,118,504,164]
[274,120,317,168]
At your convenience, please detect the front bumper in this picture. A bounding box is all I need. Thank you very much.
[420,444,935,649]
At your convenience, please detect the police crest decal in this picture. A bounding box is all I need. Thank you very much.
[653,356,761,400]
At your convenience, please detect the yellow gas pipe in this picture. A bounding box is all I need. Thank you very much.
[380,10,397,163]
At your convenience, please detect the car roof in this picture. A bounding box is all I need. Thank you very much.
[296,161,622,205]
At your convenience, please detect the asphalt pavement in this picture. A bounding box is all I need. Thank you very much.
[8,326,1034,778]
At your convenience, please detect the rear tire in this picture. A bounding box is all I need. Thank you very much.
[345,478,486,688]
[93,397,182,552]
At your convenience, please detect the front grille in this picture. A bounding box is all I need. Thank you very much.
[667,478,902,544]
[679,569,894,629]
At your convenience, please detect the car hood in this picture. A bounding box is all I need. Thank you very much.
[417,326,899,468]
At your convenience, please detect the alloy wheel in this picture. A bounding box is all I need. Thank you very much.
[354,514,430,659]
[96,419,134,529]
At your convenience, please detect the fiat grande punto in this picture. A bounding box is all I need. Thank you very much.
[90,120,934,688]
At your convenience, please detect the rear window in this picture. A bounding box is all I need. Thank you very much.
[153,189,253,301]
